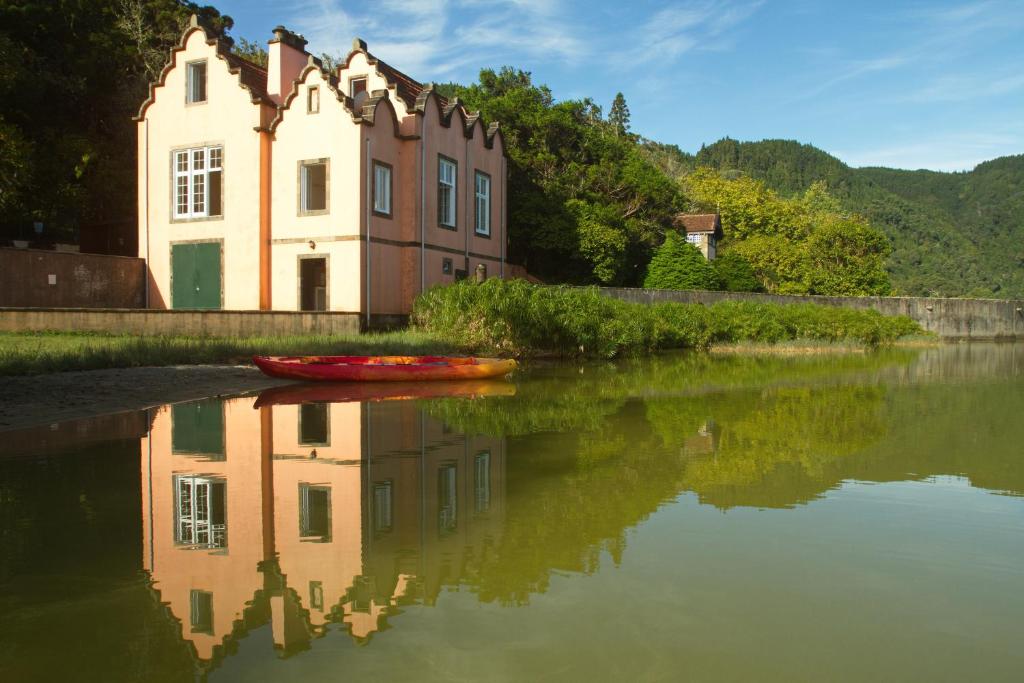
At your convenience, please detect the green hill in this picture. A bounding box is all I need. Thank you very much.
[663,139,1024,298]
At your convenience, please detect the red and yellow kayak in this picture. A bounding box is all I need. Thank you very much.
[252,355,517,382]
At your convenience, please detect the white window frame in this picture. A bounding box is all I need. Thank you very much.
[307,85,319,114]
[173,146,223,220]
[474,171,491,236]
[373,161,392,216]
[438,156,457,228]
[186,60,207,104]
[686,233,703,245]
[299,159,329,215]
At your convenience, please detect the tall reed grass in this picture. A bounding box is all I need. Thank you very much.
[412,280,923,357]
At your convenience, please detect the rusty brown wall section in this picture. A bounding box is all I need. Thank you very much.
[0,248,145,308]
[597,287,1024,341]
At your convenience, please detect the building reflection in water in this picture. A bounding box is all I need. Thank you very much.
[141,394,505,667]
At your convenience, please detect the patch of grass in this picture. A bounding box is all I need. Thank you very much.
[0,330,457,376]
[412,280,927,357]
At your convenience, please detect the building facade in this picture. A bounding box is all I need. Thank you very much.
[136,17,506,317]
[676,213,723,260]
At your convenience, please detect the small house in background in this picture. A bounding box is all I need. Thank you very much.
[135,16,506,320]
[675,213,723,260]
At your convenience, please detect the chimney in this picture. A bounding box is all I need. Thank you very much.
[267,25,309,105]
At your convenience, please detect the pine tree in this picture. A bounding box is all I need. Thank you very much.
[643,232,720,290]
[609,92,630,136]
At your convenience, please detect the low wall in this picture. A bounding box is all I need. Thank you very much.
[0,248,145,308]
[597,288,1024,341]
[0,308,372,336]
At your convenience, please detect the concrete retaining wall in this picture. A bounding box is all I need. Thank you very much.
[0,308,368,336]
[0,248,145,309]
[597,288,1024,341]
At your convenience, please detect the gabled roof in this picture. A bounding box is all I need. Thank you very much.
[223,51,270,101]
[343,39,448,111]
[675,213,723,238]
[134,15,272,121]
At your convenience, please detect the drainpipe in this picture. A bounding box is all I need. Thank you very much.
[420,117,427,294]
[500,155,506,278]
[259,129,273,310]
[464,135,470,273]
[143,119,150,307]
[365,137,372,329]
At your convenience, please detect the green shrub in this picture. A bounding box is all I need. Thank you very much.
[643,232,720,290]
[712,251,763,292]
[412,280,924,357]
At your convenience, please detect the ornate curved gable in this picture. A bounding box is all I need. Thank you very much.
[134,15,272,122]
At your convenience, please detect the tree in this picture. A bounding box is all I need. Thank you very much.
[712,251,762,292]
[0,0,233,245]
[440,69,682,285]
[683,167,892,295]
[608,92,630,137]
[643,232,720,290]
[233,37,268,67]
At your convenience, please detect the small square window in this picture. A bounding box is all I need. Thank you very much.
[350,77,367,98]
[307,86,319,114]
[442,258,453,275]
[300,160,328,214]
[186,61,207,104]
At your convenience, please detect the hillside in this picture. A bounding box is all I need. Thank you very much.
[655,139,1024,298]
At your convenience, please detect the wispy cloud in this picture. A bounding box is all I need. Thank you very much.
[624,0,764,64]
[833,129,1024,171]
[900,72,1024,103]
[287,0,589,79]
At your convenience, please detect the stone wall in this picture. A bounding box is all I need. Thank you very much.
[0,248,145,309]
[0,308,366,336]
[597,288,1024,341]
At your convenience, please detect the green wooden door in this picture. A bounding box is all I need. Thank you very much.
[171,399,225,458]
[171,242,221,309]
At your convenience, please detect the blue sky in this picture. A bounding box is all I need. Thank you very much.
[218,0,1024,171]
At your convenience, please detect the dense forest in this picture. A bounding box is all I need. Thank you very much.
[1,1,1020,297]
[647,139,1024,298]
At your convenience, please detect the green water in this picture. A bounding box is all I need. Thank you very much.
[1,344,1022,681]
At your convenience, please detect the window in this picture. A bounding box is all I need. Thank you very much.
[442,257,453,275]
[438,464,457,535]
[190,590,214,634]
[309,581,324,611]
[299,160,328,214]
[474,451,491,514]
[307,85,319,114]
[350,76,367,106]
[438,156,456,228]
[299,484,331,542]
[474,171,491,236]
[373,482,393,534]
[373,161,392,216]
[173,146,222,219]
[186,61,207,103]
[686,233,703,245]
[299,403,329,445]
[174,475,227,549]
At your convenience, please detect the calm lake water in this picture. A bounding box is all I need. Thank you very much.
[1,344,1022,682]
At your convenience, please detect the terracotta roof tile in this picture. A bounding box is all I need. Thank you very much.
[675,213,721,233]
[371,55,448,109]
[223,52,270,102]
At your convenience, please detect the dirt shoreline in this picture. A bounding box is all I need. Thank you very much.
[0,365,292,432]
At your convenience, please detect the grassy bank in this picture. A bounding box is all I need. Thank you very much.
[413,280,924,357]
[0,330,456,376]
